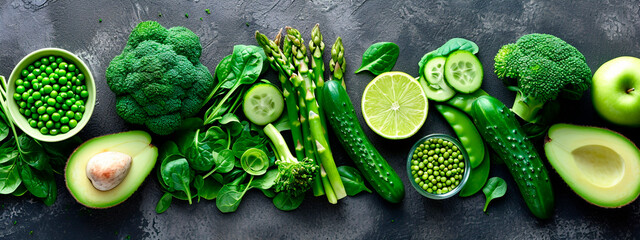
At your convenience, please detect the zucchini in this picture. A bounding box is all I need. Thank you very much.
[472,96,554,219]
[322,80,405,203]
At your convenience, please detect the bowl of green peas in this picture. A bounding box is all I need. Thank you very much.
[406,134,471,199]
[7,48,95,142]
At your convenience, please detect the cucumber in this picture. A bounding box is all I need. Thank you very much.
[424,56,447,86]
[322,80,405,203]
[472,96,554,219]
[444,50,483,93]
[418,77,455,102]
[242,83,284,125]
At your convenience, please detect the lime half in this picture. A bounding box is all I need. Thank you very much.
[362,71,428,139]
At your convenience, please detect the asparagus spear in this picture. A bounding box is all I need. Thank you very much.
[330,37,346,89]
[308,24,330,142]
[256,31,325,196]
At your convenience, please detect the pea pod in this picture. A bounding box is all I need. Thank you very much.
[459,145,490,197]
[445,89,489,115]
[435,104,485,168]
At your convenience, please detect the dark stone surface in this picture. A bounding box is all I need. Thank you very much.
[1,0,640,239]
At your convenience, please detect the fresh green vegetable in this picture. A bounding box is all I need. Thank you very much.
[161,158,194,204]
[106,21,214,135]
[444,50,483,93]
[494,33,591,123]
[240,148,269,176]
[156,192,173,213]
[242,82,284,126]
[338,166,372,196]
[483,177,507,212]
[323,80,405,203]
[472,95,554,219]
[204,45,266,125]
[423,56,447,86]
[435,104,485,168]
[330,37,346,89]
[459,145,491,197]
[418,38,479,82]
[263,124,316,197]
[273,191,305,211]
[215,168,279,213]
[410,137,465,194]
[355,42,399,75]
[13,55,90,135]
[418,76,456,102]
[445,90,489,115]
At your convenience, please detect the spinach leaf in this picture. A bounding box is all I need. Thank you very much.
[483,177,507,213]
[0,140,18,164]
[216,54,235,89]
[161,158,194,204]
[221,113,243,137]
[156,192,173,214]
[216,184,245,213]
[212,149,235,174]
[418,38,478,81]
[355,42,399,75]
[273,192,304,211]
[241,148,269,176]
[261,189,276,198]
[232,123,267,159]
[0,161,21,194]
[18,134,50,171]
[194,175,223,200]
[18,160,50,198]
[250,169,278,190]
[43,178,57,206]
[11,183,27,196]
[39,136,82,170]
[232,45,265,85]
[338,166,371,196]
[0,112,8,142]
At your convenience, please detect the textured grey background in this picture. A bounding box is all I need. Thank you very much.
[1,0,640,239]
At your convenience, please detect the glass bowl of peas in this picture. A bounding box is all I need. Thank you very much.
[406,134,471,200]
[6,48,95,142]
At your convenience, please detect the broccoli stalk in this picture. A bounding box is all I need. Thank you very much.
[494,33,592,124]
[264,124,317,197]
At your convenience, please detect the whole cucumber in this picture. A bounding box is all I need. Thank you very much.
[322,80,405,203]
[472,95,554,219]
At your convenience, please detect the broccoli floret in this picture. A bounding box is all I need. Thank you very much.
[106,21,214,135]
[494,33,592,123]
[263,124,317,197]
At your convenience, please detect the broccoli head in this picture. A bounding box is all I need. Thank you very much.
[106,21,214,135]
[494,33,591,123]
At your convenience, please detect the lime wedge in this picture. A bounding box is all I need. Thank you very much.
[361,71,428,139]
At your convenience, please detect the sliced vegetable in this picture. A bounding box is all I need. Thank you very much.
[444,50,483,93]
[242,83,284,126]
[419,77,456,102]
[240,148,269,176]
[424,56,447,86]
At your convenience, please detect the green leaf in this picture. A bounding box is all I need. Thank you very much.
[355,42,399,75]
[483,177,507,212]
[213,149,235,174]
[0,140,18,164]
[18,134,50,171]
[43,178,57,206]
[0,161,21,194]
[215,54,235,89]
[240,148,269,176]
[231,45,264,86]
[273,192,304,211]
[194,175,223,200]
[11,183,27,196]
[216,182,251,213]
[161,158,194,204]
[261,189,276,198]
[0,112,8,142]
[250,169,278,190]
[39,136,82,170]
[18,161,50,198]
[221,113,243,137]
[337,166,371,196]
[156,192,173,213]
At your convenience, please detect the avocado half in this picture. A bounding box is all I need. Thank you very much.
[65,131,158,208]
[544,124,640,208]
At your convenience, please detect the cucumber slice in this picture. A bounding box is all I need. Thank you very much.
[418,77,455,102]
[243,83,284,125]
[423,56,447,87]
[444,50,483,93]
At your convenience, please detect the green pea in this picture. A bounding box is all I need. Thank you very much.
[39,127,48,134]
[58,77,68,85]
[78,106,85,113]
[60,125,70,133]
[43,85,52,94]
[45,66,53,74]
[21,92,29,100]
[45,120,54,128]
[74,112,83,120]
[47,98,56,106]
[16,85,25,93]
[65,111,74,118]
[60,117,69,124]
[68,64,76,71]
[50,63,58,69]
[51,112,61,122]
[59,62,67,69]
[69,119,78,128]
[29,119,37,128]
[77,73,85,81]
[50,90,58,98]
[49,129,58,135]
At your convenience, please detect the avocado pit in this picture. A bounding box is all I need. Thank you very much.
[86,151,132,191]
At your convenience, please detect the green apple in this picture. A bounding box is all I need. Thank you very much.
[592,56,640,127]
